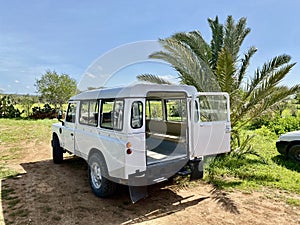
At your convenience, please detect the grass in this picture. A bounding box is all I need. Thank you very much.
[205,126,300,203]
[1,118,300,206]
[286,198,300,206]
[0,118,56,179]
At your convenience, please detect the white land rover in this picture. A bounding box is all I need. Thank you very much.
[276,131,300,162]
[51,83,231,202]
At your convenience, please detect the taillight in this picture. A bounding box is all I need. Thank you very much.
[126,142,132,155]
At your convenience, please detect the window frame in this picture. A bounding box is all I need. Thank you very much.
[65,102,77,123]
[79,100,99,127]
[130,101,143,129]
[100,98,124,131]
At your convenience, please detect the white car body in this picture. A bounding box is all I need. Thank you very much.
[52,84,231,202]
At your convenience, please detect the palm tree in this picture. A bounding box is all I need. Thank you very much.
[138,16,299,130]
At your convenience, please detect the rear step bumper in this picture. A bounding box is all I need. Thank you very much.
[127,157,204,203]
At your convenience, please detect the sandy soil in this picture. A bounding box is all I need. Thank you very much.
[1,141,300,225]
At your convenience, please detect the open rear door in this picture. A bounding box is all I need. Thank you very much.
[190,92,231,158]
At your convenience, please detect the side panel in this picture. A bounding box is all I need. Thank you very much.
[76,127,127,179]
[125,99,147,178]
[190,92,231,158]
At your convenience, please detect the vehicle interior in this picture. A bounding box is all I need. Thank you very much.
[145,92,188,165]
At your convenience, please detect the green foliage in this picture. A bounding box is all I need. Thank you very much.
[30,103,57,119]
[35,70,78,109]
[248,115,300,135]
[206,127,300,194]
[0,95,23,118]
[146,15,299,131]
[268,116,300,135]
[137,74,173,85]
[286,198,300,206]
[18,94,37,117]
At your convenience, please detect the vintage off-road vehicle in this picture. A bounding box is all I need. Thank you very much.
[51,83,231,202]
[276,131,300,162]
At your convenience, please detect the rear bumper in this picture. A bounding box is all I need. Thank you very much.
[128,157,188,186]
[276,141,289,155]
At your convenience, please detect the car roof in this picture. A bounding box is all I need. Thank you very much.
[70,83,197,100]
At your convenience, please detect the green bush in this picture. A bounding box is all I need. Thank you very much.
[0,95,23,118]
[248,115,300,135]
[29,104,57,119]
[268,116,300,135]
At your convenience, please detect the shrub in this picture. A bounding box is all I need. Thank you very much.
[29,104,57,119]
[268,116,300,135]
[248,115,300,135]
[0,95,23,118]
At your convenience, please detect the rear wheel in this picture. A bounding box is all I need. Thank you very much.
[52,136,63,164]
[88,153,117,197]
[288,145,300,162]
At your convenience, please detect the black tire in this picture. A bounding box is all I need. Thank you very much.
[52,136,63,164]
[88,153,117,197]
[288,145,300,162]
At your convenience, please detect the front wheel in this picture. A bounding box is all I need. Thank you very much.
[288,145,300,162]
[52,136,63,164]
[88,153,117,197]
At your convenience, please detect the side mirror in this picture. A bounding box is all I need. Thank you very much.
[57,110,63,120]
[57,110,64,126]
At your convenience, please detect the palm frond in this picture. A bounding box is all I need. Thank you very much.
[208,16,224,70]
[237,46,257,87]
[215,48,236,93]
[224,16,251,62]
[244,54,292,100]
[151,38,220,92]
[171,31,212,64]
[137,74,173,85]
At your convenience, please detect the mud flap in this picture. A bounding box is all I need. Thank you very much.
[129,186,148,203]
[189,159,204,181]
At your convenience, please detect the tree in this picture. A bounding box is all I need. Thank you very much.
[35,70,78,110]
[19,94,36,117]
[138,16,299,131]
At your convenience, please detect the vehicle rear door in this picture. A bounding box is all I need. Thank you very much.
[190,92,231,158]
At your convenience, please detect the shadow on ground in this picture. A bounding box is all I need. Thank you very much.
[272,154,300,173]
[1,157,238,225]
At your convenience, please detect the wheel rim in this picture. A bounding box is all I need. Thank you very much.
[91,162,102,189]
[294,149,300,161]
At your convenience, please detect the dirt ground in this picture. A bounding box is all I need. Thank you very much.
[1,141,300,225]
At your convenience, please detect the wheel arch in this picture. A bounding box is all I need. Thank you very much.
[88,148,110,178]
[52,132,60,147]
[287,141,300,153]
[88,148,106,162]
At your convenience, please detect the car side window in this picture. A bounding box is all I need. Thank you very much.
[131,101,143,129]
[79,100,99,126]
[100,99,124,130]
[66,102,77,123]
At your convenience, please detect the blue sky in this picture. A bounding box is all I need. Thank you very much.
[1,0,300,94]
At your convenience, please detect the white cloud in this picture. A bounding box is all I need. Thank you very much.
[15,80,20,83]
